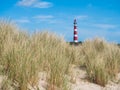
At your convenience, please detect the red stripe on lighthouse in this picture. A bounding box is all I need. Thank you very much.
[74,31,77,34]
[74,26,77,29]
[74,36,78,40]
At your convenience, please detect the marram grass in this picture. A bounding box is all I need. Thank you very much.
[0,21,120,90]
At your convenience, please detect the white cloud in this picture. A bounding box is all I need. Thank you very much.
[93,24,117,29]
[33,15,54,19]
[34,1,53,8]
[17,0,53,8]
[17,0,37,6]
[15,19,30,23]
[33,15,56,23]
[75,15,88,20]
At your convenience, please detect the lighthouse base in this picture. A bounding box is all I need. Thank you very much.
[69,41,82,46]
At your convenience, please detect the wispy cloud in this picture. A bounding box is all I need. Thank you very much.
[75,15,88,20]
[17,0,36,6]
[15,19,30,23]
[34,1,53,8]
[33,15,54,19]
[17,0,53,8]
[33,15,57,23]
[93,24,117,29]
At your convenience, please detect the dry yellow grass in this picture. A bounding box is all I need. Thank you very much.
[80,38,120,86]
[0,21,120,90]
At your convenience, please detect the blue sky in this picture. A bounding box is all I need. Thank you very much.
[0,0,120,43]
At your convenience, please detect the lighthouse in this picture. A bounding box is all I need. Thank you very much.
[73,19,78,43]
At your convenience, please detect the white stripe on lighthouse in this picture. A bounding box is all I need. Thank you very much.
[74,34,78,37]
[74,40,78,42]
[74,29,77,31]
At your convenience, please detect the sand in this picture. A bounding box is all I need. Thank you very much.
[69,65,120,90]
[0,65,120,90]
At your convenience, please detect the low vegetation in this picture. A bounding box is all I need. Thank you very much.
[0,21,120,90]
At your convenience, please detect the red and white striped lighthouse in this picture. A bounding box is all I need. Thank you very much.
[73,19,78,43]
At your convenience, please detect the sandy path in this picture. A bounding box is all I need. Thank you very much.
[0,65,120,90]
[69,65,120,90]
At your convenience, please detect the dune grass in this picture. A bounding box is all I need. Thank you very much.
[0,21,120,90]
[80,38,120,86]
[0,21,71,90]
